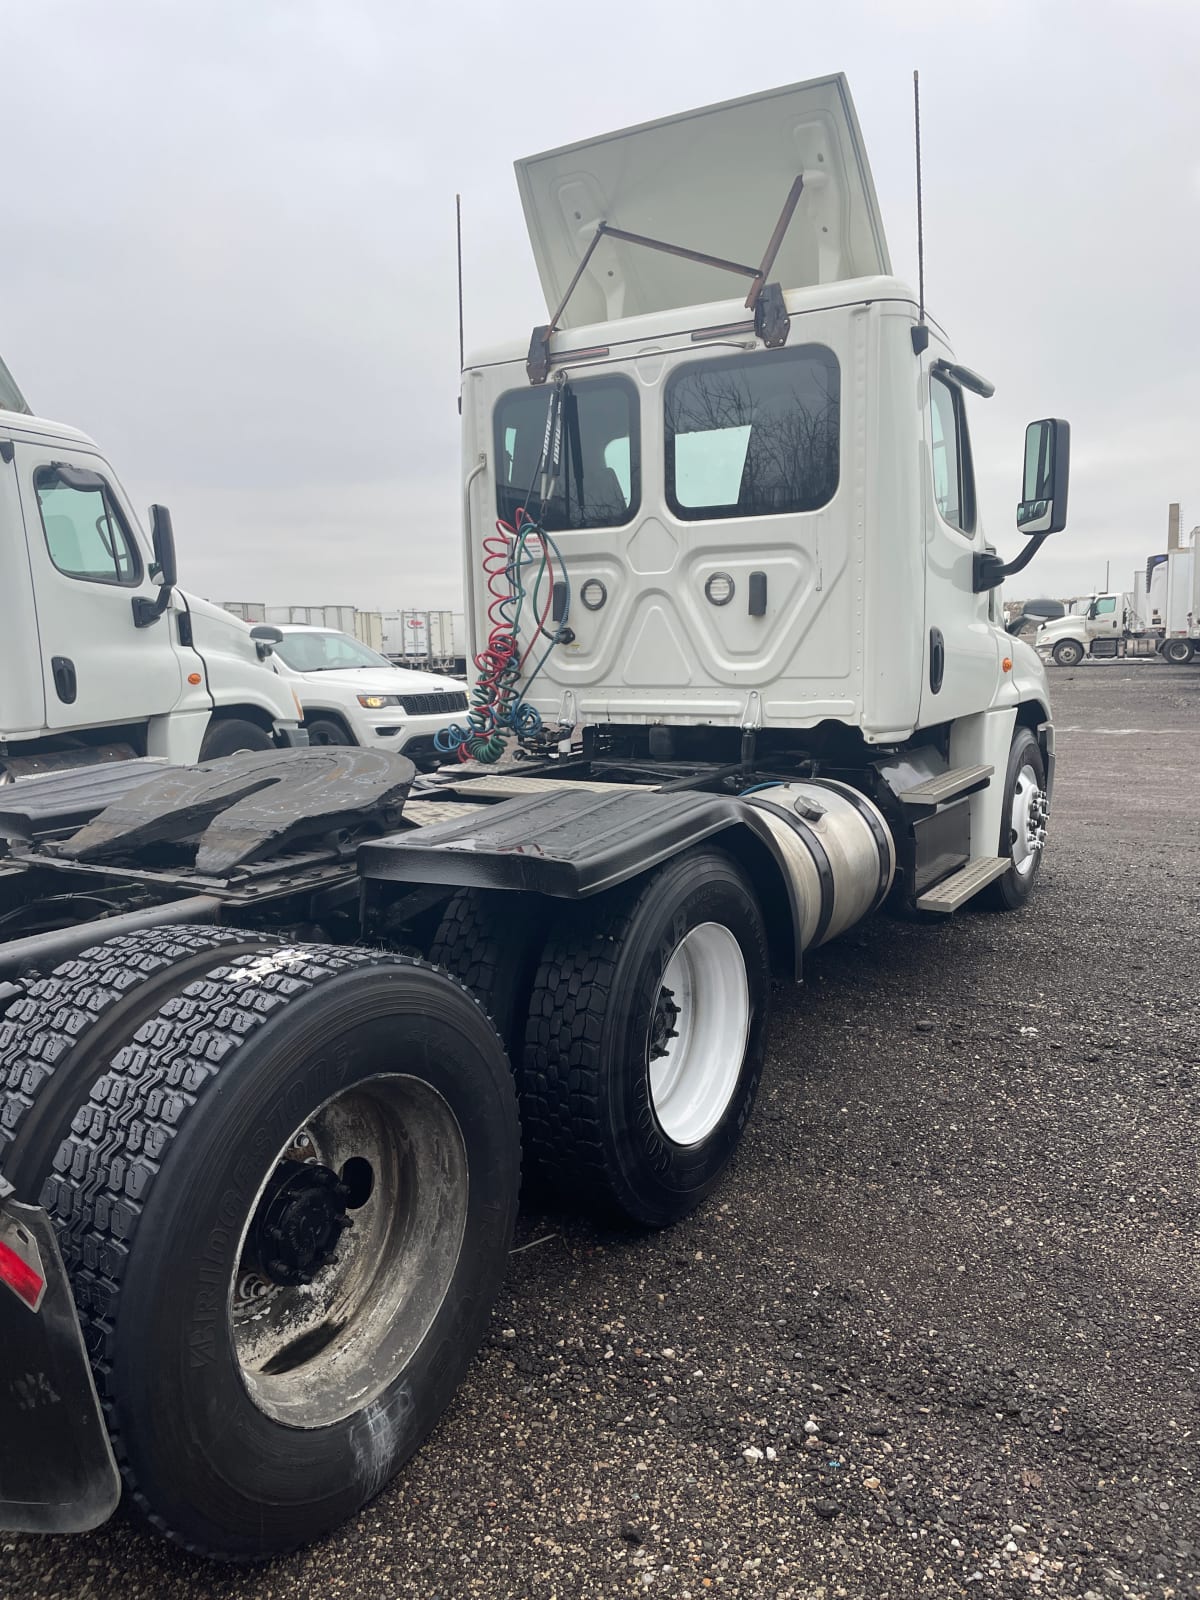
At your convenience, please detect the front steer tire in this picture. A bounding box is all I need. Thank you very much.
[982,726,1048,911]
[41,944,520,1561]
[521,848,770,1229]
[198,717,274,760]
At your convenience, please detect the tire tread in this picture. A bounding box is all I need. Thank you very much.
[0,925,276,1195]
[41,942,500,1558]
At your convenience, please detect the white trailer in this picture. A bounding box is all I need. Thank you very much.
[1159,545,1198,663]
[246,604,385,651]
[2,74,1072,1561]
[382,608,468,671]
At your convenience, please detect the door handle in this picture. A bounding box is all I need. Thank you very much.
[51,656,78,705]
[929,628,945,695]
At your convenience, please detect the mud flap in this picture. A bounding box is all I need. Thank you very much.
[0,1192,119,1533]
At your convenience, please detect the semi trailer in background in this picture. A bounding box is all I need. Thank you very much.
[222,603,386,654]
[381,609,467,673]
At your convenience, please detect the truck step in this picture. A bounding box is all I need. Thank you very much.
[916,856,1009,913]
[897,764,993,808]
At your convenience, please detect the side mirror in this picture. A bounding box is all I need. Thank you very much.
[1017,419,1070,535]
[133,504,178,627]
[150,504,178,589]
[249,623,283,660]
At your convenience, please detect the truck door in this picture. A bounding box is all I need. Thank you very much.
[1088,595,1119,638]
[918,361,1000,723]
[14,444,184,732]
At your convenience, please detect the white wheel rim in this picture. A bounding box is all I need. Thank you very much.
[1009,761,1048,878]
[648,922,750,1147]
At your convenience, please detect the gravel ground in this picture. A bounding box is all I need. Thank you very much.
[4,662,1198,1600]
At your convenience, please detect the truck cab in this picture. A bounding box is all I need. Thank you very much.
[460,76,1066,899]
[0,403,303,777]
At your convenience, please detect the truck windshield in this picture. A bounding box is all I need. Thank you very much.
[494,376,639,531]
[274,631,393,672]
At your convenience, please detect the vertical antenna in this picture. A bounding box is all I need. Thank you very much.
[455,193,465,374]
[911,70,929,354]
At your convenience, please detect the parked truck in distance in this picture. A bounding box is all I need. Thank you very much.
[2,74,1072,1562]
[1037,504,1198,667]
[2,389,305,782]
[1035,586,1156,665]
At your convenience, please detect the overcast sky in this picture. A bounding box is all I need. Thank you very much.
[4,0,1198,609]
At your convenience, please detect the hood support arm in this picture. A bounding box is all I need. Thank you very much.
[527,176,805,383]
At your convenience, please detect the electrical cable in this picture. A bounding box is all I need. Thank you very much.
[435,382,574,764]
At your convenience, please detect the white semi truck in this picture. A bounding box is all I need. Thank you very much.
[1037,514,1198,667]
[1,381,306,780]
[1,76,1069,1561]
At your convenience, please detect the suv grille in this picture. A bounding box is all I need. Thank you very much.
[399,691,467,716]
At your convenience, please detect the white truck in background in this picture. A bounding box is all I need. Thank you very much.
[1037,502,1198,667]
[1,384,305,780]
[1035,586,1154,665]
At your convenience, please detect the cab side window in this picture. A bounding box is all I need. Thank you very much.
[1093,597,1117,615]
[34,467,141,586]
[929,375,976,535]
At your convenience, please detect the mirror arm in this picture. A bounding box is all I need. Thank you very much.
[131,586,173,628]
[132,505,178,628]
[973,533,1049,594]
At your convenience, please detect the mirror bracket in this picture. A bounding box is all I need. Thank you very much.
[131,594,165,627]
[973,534,1049,594]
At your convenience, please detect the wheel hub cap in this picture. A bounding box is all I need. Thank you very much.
[1010,763,1048,877]
[251,1159,353,1286]
[647,922,750,1147]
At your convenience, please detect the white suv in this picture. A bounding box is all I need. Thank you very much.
[270,625,468,768]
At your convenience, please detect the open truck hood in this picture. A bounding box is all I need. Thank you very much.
[0,352,31,415]
[515,73,891,329]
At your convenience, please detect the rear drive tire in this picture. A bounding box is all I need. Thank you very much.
[982,727,1048,911]
[305,717,354,746]
[42,946,520,1559]
[0,926,277,1203]
[1051,639,1084,667]
[430,888,545,1063]
[1162,638,1195,665]
[521,848,770,1228]
[199,718,273,760]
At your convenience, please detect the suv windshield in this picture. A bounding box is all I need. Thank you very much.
[274,631,393,672]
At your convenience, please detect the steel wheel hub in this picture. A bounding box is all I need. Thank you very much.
[251,1160,352,1287]
[227,1075,468,1428]
[648,922,750,1147]
[1010,762,1048,877]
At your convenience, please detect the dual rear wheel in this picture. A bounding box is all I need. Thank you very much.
[434,848,772,1228]
[2,935,519,1559]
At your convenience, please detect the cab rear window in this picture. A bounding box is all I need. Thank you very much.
[665,345,840,520]
[494,377,639,530]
